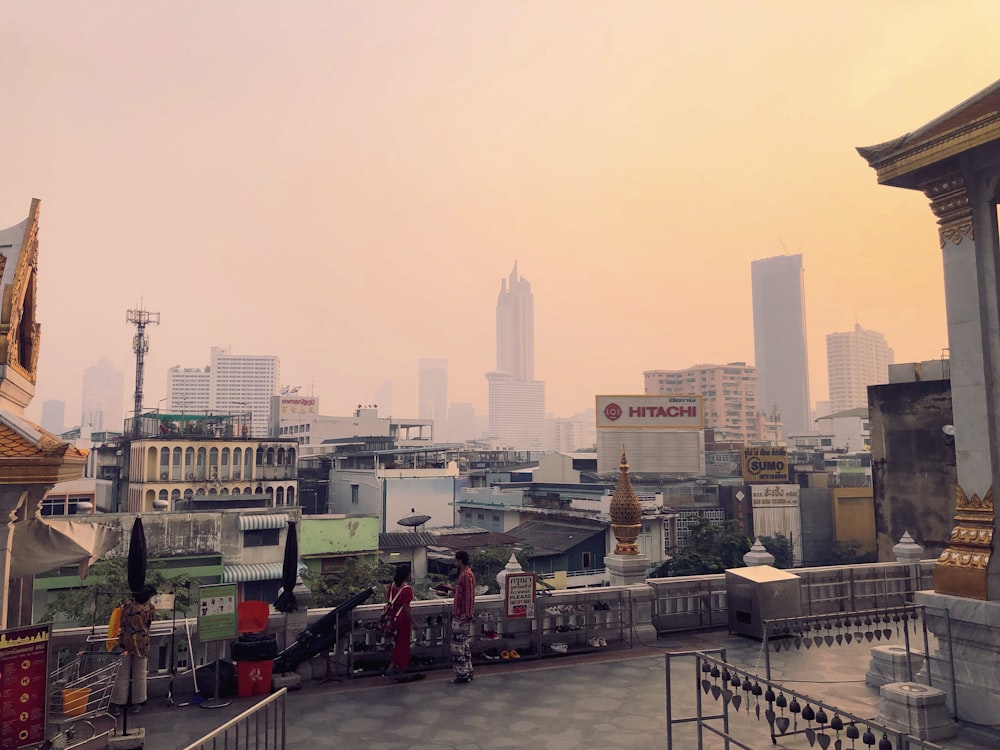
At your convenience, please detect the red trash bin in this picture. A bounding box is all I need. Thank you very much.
[237,659,274,697]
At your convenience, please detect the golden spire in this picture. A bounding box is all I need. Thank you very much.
[609,446,642,555]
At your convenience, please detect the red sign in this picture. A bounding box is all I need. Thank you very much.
[0,624,50,749]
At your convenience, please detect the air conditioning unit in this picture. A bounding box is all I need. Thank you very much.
[160,472,169,481]
[186,473,196,481]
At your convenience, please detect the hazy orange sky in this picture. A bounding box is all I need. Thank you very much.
[5,2,1000,427]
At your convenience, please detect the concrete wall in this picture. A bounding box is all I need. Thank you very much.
[800,488,833,565]
[832,488,876,555]
[868,379,955,562]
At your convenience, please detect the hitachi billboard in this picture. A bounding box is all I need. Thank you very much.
[595,395,704,429]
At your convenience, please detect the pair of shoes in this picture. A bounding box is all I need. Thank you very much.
[483,648,501,661]
[549,642,568,654]
[109,704,122,717]
[599,637,607,647]
[128,704,142,714]
[450,676,471,684]
[481,629,499,640]
[500,649,520,661]
[588,637,602,648]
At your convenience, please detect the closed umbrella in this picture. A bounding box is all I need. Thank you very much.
[127,516,147,593]
[273,521,299,613]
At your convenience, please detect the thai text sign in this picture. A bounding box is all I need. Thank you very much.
[197,584,238,641]
[750,484,801,506]
[0,624,50,749]
[742,446,790,483]
[596,395,703,429]
[504,573,536,618]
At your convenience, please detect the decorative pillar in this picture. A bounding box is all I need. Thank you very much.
[743,538,775,567]
[604,447,649,585]
[916,169,996,600]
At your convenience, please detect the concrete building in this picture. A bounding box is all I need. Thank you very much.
[418,358,447,442]
[751,254,811,436]
[826,323,895,413]
[272,401,433,454]
[487,373,545,449]
[814,407,871,453]
[40,399,65,435]
[644,362,761,442]
[867,362,954,562]
[488,263,545,450]
[81,356,124,436]
[166,365,211,412]
[546,409,597,453]
[120,412,298,513]
[448,402,477,444]
[167,347,279,438]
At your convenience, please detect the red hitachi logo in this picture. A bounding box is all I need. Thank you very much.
[628,406,697,418]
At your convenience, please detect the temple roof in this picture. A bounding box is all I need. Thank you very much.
[857,78,1000,188]
[0,409,88,483]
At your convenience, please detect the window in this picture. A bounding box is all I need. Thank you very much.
[243,529,278,547]
[477,512,485,521]
[351,484,359,504]
[582,551,593,569]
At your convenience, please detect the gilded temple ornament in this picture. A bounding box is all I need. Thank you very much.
[609,447,642,555]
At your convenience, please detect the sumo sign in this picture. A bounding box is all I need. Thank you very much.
[595,395,703,429]
[742,447,790,483]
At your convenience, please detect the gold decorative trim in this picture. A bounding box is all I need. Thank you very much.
[609,447,642,556]
[917,171,974,248]
[934,484,994,599]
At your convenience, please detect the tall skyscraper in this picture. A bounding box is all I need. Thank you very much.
[826,324,894,413]
[496,261,535,380]
[418,358,448,442]
[40,399,65,435]
[81,356,124,436]
[374,380,393,417]
[644,362,761,442]
[487,263,545,449]
[751,254,811,436]
[167,347,279,437]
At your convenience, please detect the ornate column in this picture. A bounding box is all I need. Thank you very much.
[604,448,649,586]
[916,168,996,600]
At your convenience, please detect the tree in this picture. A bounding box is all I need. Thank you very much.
[757,533,794,569]
[664,519,751,576]
[43,557,195,627]
[829,540,876,565]
[302,556,396,608]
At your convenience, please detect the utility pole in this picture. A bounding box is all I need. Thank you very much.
[126,307,160,437]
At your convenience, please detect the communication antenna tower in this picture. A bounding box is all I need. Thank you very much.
[126,307,160,437]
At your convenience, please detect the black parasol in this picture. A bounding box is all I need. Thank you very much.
[127,516,147,593]
[273,520,299,613]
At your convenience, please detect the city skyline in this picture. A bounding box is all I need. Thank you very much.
[6,4,998,426]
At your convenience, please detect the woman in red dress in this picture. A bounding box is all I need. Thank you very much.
[384,564,414,680]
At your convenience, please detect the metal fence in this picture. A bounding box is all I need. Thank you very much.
[665,650,948,750]
[181,688,287,750]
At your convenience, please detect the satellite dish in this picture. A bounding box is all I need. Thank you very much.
[398,513,432,528]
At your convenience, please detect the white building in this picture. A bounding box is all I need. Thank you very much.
[546,409,597,453]
[273,401,433,454]
[166,366,211,411]
[41,399,65,435]
[487,373,545,449]
[81,356,124,436]
[487,263,545,449]
[167,347,279,437]
[826,323,894,413]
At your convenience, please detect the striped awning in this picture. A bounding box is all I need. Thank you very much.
[238,513,291,531]
[223,561,307,583]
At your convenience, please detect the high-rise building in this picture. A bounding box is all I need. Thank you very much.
[210,347,279,438]
[751,254,811,436]
[81,357,124,436]
[167,347,279,437]
[166,366,211,412]
[826,324,895,413]
[374,380,393,417]
[418,358,448,442]
[496,261,534,381]
[448,402,476,444]
[487,263,545,449]
[644,362,761,442]
[40,399,65,435]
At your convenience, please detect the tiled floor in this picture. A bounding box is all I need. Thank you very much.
[125,630,997,750]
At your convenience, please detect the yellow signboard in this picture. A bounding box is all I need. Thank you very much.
[742,447,790,483]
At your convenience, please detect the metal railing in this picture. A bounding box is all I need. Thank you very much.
[665,650,948,750]
[181,688,287,750]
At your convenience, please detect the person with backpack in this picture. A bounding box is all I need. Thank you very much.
[383,564,415,681]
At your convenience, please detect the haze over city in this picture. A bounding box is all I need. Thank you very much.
[5,2,1000,426]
